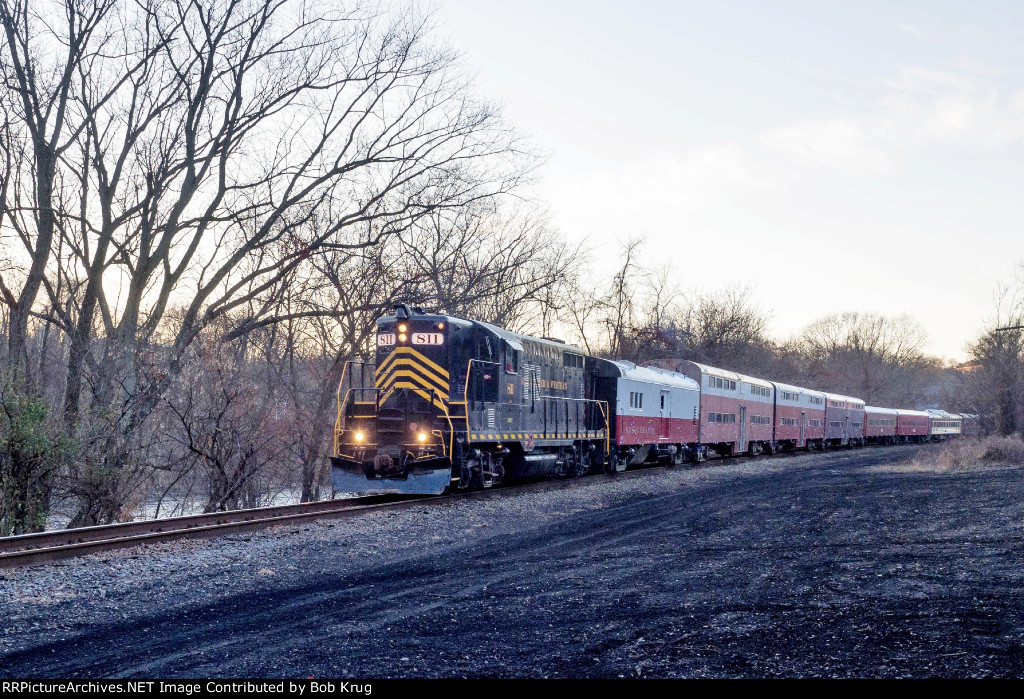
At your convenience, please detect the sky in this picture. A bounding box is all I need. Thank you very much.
[434,0,1024,361]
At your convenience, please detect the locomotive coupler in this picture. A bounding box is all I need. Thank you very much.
[372,453,394,474]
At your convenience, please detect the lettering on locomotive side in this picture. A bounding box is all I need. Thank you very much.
[536,379,568,391]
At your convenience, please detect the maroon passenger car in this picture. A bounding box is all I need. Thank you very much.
[864,406,898,444]
[823,393,866,447]
[895,409,931,442]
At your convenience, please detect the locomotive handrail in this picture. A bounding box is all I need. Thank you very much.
[334,361,349,455]
[456,359,501,444]
[335,360,376,455]
[427,387,457,458]
[537,394,609,446]
[595,399,611,457]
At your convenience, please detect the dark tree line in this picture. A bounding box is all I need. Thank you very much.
[953,276,1024,436]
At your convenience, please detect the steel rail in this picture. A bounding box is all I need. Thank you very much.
[0,494,428,569]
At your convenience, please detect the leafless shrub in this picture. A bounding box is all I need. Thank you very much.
[979,436,1024,467]
[163,331,289,512]
[924,436,1024,472]
[930,440,986,471]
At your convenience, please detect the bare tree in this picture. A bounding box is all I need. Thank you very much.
[675,285,772,371]
[601,237,644,359]
[797,311,933,405]
[394,203,580,332]
[960,282,1024,435]
[0,0,113,381]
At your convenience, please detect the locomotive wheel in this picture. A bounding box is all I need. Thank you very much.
[455,460,473,491]
[606,452,627,473]
[482,456,504,489]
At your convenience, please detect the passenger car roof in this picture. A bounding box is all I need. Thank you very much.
[603,361,700,390]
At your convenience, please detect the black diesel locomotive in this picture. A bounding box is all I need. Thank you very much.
[331,305,610,494]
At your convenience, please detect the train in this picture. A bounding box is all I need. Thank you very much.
[330,305,971,494]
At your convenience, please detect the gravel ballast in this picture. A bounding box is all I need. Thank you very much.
[2,444,1024,678]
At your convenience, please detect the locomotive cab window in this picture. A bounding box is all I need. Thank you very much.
[479,369,498,403]
[503,342,520,373]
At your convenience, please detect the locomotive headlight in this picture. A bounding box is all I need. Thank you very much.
[398,333,407,342]
[418,432,427,442]
[398,323,407,333]
[355,432,365,442]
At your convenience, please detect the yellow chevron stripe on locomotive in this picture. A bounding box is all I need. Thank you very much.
[375,347,450,410]
[375,347,449,381]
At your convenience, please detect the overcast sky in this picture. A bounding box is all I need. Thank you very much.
[436,0,1024,361]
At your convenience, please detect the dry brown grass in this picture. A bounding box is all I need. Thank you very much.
[928,436,1024,472]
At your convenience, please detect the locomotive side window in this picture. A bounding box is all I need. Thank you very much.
[504,342,520,373]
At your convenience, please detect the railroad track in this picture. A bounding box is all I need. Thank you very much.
[0,443,929,570]
[0,494,430,570]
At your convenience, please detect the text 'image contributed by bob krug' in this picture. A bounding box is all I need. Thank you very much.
[2,681,373,697]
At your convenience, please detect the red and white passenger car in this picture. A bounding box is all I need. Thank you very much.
[597,361,700,468]
[677,361,775,456]
[771,381,826,450]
